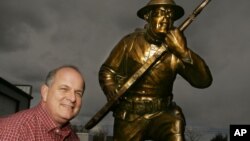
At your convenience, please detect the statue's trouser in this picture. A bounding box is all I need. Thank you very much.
[113,109,186,141]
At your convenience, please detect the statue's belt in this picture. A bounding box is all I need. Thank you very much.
[125,87,172,95]
[117,96,172,115]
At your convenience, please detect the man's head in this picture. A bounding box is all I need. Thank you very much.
[138,0,184,38]
[41,65,85,126]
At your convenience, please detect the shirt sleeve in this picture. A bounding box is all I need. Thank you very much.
[0,122,26,141]
[177,49,213,88]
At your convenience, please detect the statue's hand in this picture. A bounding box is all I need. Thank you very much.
[165,28,189,59]
[104,85,118,102]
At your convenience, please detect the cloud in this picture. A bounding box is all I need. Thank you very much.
[1,0,250,137]
[0,0,52,52]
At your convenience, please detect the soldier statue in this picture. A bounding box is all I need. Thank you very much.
[99,0,212,140]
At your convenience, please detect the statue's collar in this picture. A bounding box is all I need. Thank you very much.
[144,30,163,46]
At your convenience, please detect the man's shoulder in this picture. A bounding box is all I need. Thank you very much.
[0,106,38,128]
[0,107,39,140]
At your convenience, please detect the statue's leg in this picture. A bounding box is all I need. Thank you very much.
[113,117,148,141]
[167,134,185,141]
[144,111,186,141]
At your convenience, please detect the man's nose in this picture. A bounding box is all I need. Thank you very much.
[67,90,76,102]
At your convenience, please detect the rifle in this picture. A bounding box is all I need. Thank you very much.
[84,0,211,130]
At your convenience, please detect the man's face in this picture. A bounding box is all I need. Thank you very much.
[41,68,84,126]
[147,6,174,37]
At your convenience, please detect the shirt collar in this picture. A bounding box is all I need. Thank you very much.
[36,102,73,134]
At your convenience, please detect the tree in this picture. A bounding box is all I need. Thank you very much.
[71,124,87,133]
[91,125,108,141]
[210,133,228,141]
[185,128,202,141]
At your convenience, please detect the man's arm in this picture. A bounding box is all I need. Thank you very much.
[0,122,26,141]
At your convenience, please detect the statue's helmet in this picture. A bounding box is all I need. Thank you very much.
[137,0,184,21]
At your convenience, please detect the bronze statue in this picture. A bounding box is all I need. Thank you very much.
[95,0,212,140]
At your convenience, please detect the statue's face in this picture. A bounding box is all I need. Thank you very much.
[148,6,173,37]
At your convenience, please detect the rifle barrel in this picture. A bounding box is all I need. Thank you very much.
[179,0,211,31]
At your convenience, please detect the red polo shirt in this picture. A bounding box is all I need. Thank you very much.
[0,102,79,141]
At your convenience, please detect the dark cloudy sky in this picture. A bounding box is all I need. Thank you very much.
[1,0,250,140]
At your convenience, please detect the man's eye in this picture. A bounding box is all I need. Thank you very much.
[77,93,82,96]
[76,92,83,97]
[60,88,68,91]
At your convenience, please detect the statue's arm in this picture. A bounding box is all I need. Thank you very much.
[99,39,127,101]
[165,28,212,88]
[177,50,213,88]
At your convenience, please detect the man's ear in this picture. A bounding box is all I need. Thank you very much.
[41,84,49,102]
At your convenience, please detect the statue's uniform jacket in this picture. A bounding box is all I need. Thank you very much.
[99,29,212,122]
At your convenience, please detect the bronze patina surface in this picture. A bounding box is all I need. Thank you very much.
[87,0,212,140]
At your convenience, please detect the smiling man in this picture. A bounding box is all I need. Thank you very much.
[0,65,85,141]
